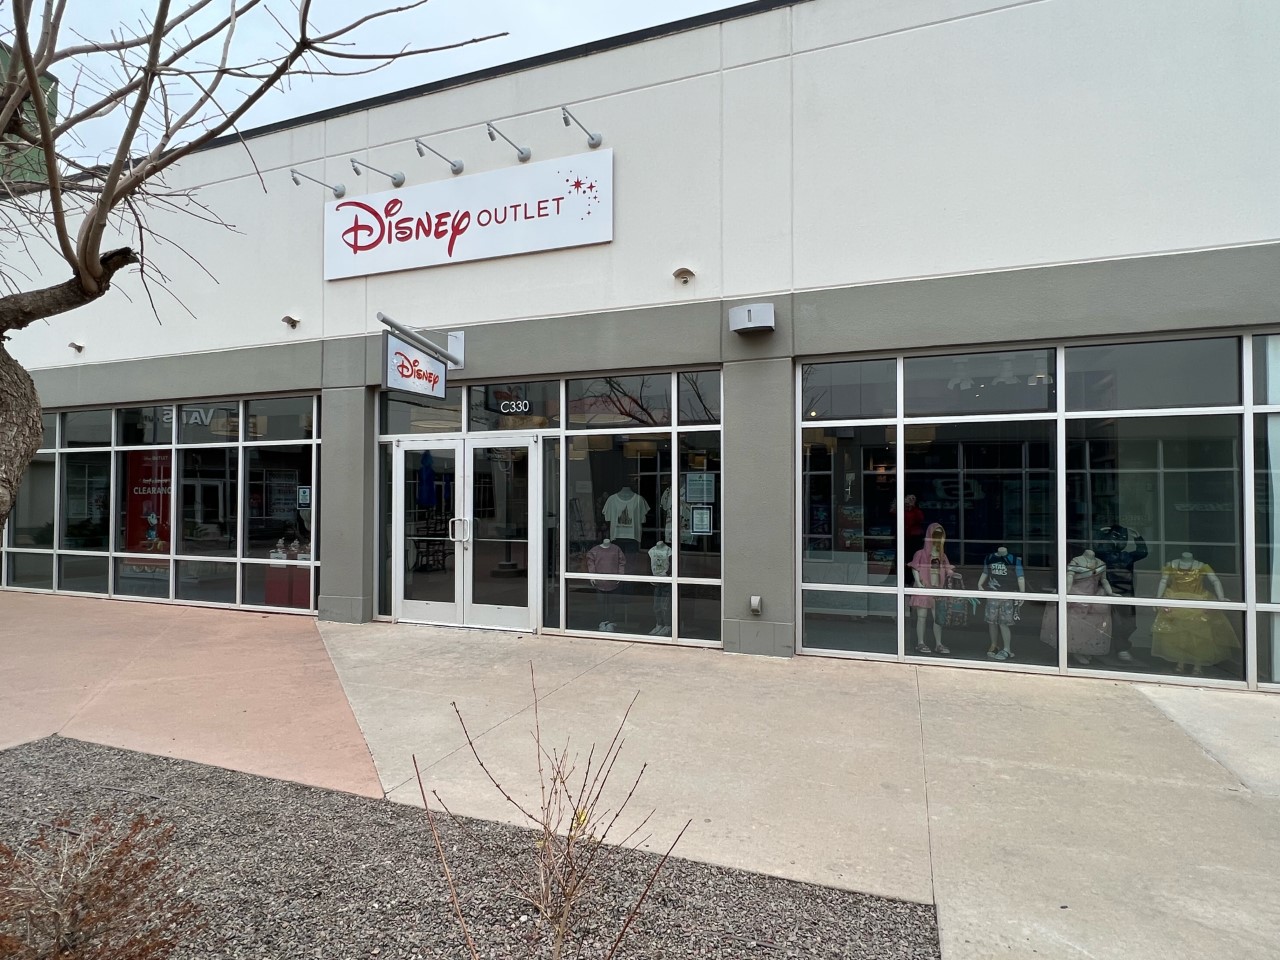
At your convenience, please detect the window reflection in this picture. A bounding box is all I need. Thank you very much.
[567,375,672,428]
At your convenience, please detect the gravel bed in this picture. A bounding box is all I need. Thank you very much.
[0,737,939,959]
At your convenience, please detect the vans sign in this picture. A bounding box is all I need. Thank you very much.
[324,150,613,280]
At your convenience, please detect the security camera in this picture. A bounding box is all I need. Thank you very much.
[672,267,695,285]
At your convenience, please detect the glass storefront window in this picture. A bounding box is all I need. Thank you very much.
[803,590,898,655]
[566,434,672,574]
[6,552,52,589]
[60,452,111,551]
[9,453,55,547]
[678,584,720,641]
[118,406,173,445]
[802,359,895,421]
[59,554,109,594]
[678,371,721,425]
[567,579,668,635]
[40,412,57,449]
[1257,612,1279,685]
[115,558,169,598]
[469,381,560,431]
[246,397,315,441]
[116,449,173,555]
[63,409,112,447]
[243,446,313,559]
[1066,338,1239,411]
[544,439,561,629]
[678,432,720,579]
[904,350,1055,416]
[378,444,392,618]
[1066,416,1241,602]
[241,562,311,610]
[177,560,237,604]
[179,402,240,444]
[903,421,1056,583]
[382,388,464,434]
[567,375,672,429]
[802,427,895,588]
[178,448,238,557]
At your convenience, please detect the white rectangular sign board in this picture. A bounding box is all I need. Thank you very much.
[324,149,613,280]
[383,332,447,398]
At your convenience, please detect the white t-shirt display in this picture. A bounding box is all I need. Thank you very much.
[603,489,649,541]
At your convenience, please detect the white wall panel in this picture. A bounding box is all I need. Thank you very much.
[722,6,791,68]
[792,0,1280,289]
[722,58,792,295]
[10,0,1280,373]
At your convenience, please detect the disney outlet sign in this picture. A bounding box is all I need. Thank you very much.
[324,149,613,280]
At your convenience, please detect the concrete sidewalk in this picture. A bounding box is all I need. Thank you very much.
[319,621,1280,960]
[2,592,1278,958]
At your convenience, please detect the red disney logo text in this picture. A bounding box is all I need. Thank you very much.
[394,352,440,389]
[338,198,471,257]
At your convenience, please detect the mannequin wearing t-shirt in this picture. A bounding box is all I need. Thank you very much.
[648,539,672,636]
[978,546,1025,661]
[586,538,625,631]
[602,485,649,558]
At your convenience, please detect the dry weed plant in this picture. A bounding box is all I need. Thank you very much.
[0,810,201,960]
[415,664,690,960]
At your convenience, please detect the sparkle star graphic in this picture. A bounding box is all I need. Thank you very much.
[571,177,585,192]
[587,182,597,193]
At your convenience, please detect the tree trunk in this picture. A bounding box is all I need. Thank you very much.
[0,340,43,530]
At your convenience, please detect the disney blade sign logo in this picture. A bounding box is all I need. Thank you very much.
[338,197,471,258]
[394,350,440,390]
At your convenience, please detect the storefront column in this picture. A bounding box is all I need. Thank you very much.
[721,357,796,656]
[317,386,377,622]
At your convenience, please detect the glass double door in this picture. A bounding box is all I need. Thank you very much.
[393,436,538,629]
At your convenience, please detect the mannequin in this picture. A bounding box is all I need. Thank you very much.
[1151,551,1239,676]
[1046,549,1113,665]
[585,537,625,631]
[908,522,953,655]
[648,538,672,636]
[978,546,1024,661]
[1094,523,1148,662]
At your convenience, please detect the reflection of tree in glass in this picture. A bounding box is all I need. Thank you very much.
[574,376,666,426]
[680,373,717,423]
[801,365,828,420]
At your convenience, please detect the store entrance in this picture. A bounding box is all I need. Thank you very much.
[392,437,539,629]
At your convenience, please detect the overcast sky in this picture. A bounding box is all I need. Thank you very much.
[49,1,749,158]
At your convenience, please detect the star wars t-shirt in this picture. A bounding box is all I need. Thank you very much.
[982,552,1024,591]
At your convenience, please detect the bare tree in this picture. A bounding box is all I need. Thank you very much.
[0,0,502,527]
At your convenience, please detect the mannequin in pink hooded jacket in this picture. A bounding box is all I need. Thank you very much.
[908,522,954,655]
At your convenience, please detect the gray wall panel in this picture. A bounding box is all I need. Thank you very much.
[317,386,376,622]
[721,356,795,656]
[439,302,724,383]
[32,341,325,409]
[794,244,1280,358]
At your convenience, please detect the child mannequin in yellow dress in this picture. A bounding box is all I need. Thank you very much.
[1150,552,1238,676]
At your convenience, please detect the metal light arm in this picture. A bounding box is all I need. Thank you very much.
[486,121,531,162]
[289,168,345,198]
[350,158,405,188]
[414,138,464,175]
[377,312,463,367]
[560,106,602,148]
